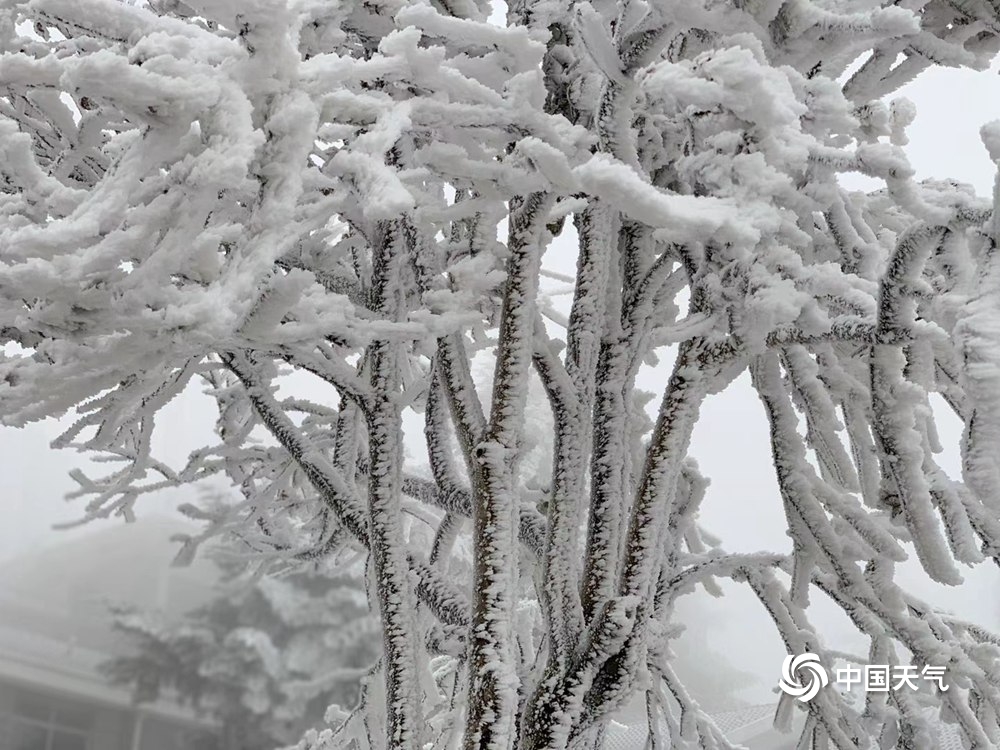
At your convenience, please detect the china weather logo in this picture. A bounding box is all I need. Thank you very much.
[778,653,829,702]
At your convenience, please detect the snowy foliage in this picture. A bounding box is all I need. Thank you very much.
[4,0,1000,748]
[103,550,377,750]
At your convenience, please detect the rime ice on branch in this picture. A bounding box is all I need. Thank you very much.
[4,0,1000,748]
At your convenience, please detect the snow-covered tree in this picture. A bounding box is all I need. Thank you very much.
[4,0,1000,748]
[103,548,377,750]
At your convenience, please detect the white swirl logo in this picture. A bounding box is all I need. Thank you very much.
[778,653,829,702]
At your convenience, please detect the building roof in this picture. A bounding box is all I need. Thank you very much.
[603,701,969,749]
[0,517,218,652]
[708,704,777,736]
[604,703,786,750]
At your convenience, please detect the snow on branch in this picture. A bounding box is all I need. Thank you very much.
[5,0,1000,748]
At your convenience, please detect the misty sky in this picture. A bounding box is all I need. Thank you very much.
[1,28,999,708]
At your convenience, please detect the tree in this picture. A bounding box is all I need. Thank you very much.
[103,545,378,750]
[3,0,1000,748]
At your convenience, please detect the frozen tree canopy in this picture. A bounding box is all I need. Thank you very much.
[104,549,378,750]
[4,0,1000,747]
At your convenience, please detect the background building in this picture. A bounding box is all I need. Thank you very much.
[0,518,220,750]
